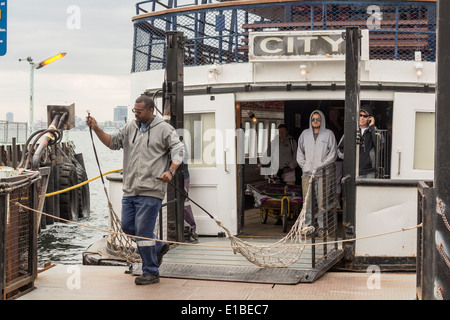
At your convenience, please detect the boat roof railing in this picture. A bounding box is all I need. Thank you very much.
[132,0,437,73]
[135,0,217,15]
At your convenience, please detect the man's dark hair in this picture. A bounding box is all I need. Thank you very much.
[135,95,155,111]
[277,123,287,130]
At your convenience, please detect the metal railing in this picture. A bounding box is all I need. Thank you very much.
[1,169,49,300]
[375,129,391,179]
[0,121,28,144]
[416,181,435,300]
[136,0,216,15]
[309,162,339,269]
[132,0,437,72]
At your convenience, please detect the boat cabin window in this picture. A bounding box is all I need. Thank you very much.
[244,121,251,156]
[414,111,435,170]
[270,122,277,141]
[184,112,216,167]
[244,121,257,158]
[257,122,268,156]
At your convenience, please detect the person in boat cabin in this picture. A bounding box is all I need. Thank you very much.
[358,106,378,178]
[297,110,337,230]
[86,94,184,285]
[257,123,298,185]
[258,123,298,225]
[337,105,379,178]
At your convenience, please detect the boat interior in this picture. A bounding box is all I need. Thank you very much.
[238,99,393,237]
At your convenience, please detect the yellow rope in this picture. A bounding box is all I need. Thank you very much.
[45,168,123,197]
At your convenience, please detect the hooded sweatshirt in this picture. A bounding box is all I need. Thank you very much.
[296,110,337,175]
[109,115,184,199]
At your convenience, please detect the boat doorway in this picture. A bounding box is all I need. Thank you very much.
[237,99,393,236]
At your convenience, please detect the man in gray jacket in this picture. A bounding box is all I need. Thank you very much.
[86,94,184,285]
[297,110,337,230]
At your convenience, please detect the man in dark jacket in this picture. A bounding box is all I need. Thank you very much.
[337,105,380,178]
[358,106,377,178]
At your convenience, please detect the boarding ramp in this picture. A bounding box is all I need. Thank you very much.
[159,162,343,283]
[88,163,342,284]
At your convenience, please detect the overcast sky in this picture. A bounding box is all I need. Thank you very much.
[0,0,136,123]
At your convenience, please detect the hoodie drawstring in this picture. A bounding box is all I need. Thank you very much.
[132,128,138,144]
[131,127,151,147]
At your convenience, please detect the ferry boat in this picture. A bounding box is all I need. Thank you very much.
[101,0,438,282]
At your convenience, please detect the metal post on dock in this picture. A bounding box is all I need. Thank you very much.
[163,31,186,243]
[11,138,17,169]
[29,59,35,136]
[342,27,360,265]
[432,0,450,300]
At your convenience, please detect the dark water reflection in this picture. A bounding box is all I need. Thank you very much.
[37,130,123,265]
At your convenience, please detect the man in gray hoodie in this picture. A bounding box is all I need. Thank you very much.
[86,94,184,285]
[297,110,337,230]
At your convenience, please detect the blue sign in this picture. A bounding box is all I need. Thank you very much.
[0,1,6,56]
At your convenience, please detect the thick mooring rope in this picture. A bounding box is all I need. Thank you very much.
[20,121,422,268]
[12,166,422,269]
[13,199,422,251]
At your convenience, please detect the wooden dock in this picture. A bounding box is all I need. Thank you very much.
[15,209,417,301]
[18,264,416,300]
[17,217,417,301]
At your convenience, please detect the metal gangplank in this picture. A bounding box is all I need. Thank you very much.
[159,162,343,284]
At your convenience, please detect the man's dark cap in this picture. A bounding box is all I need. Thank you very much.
[360,105,373,116]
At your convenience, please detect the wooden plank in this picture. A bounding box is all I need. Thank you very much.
[369,33,429,40]
[370,39,429,49]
